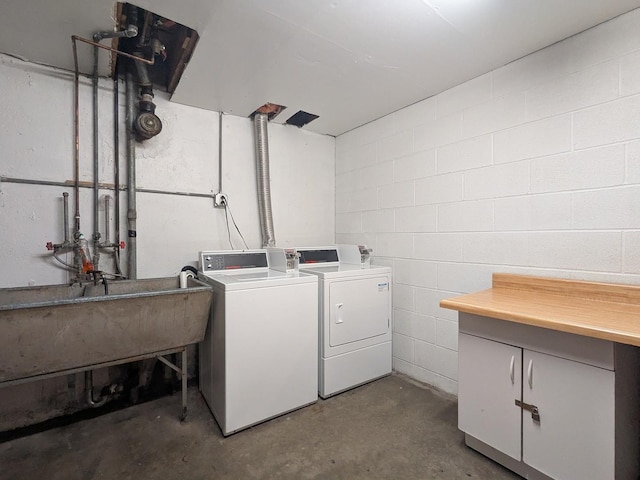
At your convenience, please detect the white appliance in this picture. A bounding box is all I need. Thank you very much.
[198,249,318,436]
[295,245,392,398]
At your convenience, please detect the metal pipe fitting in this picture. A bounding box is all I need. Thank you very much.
[63,192,70,244]
[85,370,108,408]
[93,24,138,42]
[104,195,112,243]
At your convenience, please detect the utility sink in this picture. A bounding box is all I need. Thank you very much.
[0,277,213,384]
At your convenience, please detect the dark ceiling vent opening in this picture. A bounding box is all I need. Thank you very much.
[286,111,319,128]
[115,2,199,93]
[250,103,286,121]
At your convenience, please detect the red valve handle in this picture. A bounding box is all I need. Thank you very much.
[119,241,126,249]
[46,242,54,251]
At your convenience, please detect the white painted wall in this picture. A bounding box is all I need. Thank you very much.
[335,9,640,394]
[0,53,335,288]
[0,52,334,429]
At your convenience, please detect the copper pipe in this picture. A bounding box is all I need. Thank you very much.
[72,36,80,236]
[71,35,155,65]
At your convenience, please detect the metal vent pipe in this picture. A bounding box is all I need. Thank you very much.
[126,69,137,279]
[253,113,276,248]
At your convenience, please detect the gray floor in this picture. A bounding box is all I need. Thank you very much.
[0,374,519,480]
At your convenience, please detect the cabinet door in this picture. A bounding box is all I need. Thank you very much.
[522,350,614,480]
[458,333,522,460]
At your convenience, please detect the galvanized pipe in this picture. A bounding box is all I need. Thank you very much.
[126,70,137,279]
[89,26,138,270]
[71,36,155,66]
[104,195,112,244]
[1,177,215,199]
[69,34,154,278]
[1,176,117,190]
[93,24,138,42]
[253,113,276,248]
[85,370,107,407]
[71,38,81,238]
[218,111,223,193]
[114,76,121,271]
[91,41,101,269]
[63,192,70,244]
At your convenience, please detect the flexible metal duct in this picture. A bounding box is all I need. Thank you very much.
[253,113,276,248]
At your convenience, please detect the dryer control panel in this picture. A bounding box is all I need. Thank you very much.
[200,250,269,273]
[298,248,339,265]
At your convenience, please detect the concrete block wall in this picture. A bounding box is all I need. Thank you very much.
[335,9,640,394]
[0,53,335,430]
[0,54,335,287]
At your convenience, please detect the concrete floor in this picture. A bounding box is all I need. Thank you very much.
[0,374,519,480]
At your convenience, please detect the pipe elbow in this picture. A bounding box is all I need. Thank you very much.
[85,370,108,408]
[93,24,138,43]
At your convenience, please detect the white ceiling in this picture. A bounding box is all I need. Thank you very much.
[1,0,640,136]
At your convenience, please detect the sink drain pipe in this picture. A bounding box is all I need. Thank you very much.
[85,370,108,407]
[253,113,276,248]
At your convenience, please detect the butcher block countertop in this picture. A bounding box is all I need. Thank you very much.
[440,273,640,347]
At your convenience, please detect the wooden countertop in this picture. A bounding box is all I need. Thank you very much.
[440,273,640,347]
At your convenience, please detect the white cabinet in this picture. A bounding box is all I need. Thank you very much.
[458,332,521,460]
[459,313,640,480]
[522,349,614,480]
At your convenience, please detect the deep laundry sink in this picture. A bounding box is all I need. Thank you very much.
[0,277,213,384]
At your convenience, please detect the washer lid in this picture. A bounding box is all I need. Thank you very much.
[201,269,317,289]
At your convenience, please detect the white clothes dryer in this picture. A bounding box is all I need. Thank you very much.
[198,249,318,436]
[295,245,392,398]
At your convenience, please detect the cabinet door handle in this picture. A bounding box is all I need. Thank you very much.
[336,303,343,324]
[509,355,515,384]
[527,359,533,389]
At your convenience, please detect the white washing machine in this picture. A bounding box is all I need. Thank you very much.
[295,245,392,398]
[198,249,318,436]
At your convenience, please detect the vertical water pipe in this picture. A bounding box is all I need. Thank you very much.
[113,75,123,275]
[126,69,137,279]
[91,41,102,269]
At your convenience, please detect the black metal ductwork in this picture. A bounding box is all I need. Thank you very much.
[133,67,162,141]
[115,2,200,142]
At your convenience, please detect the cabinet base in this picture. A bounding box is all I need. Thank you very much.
[465,434,553,480]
